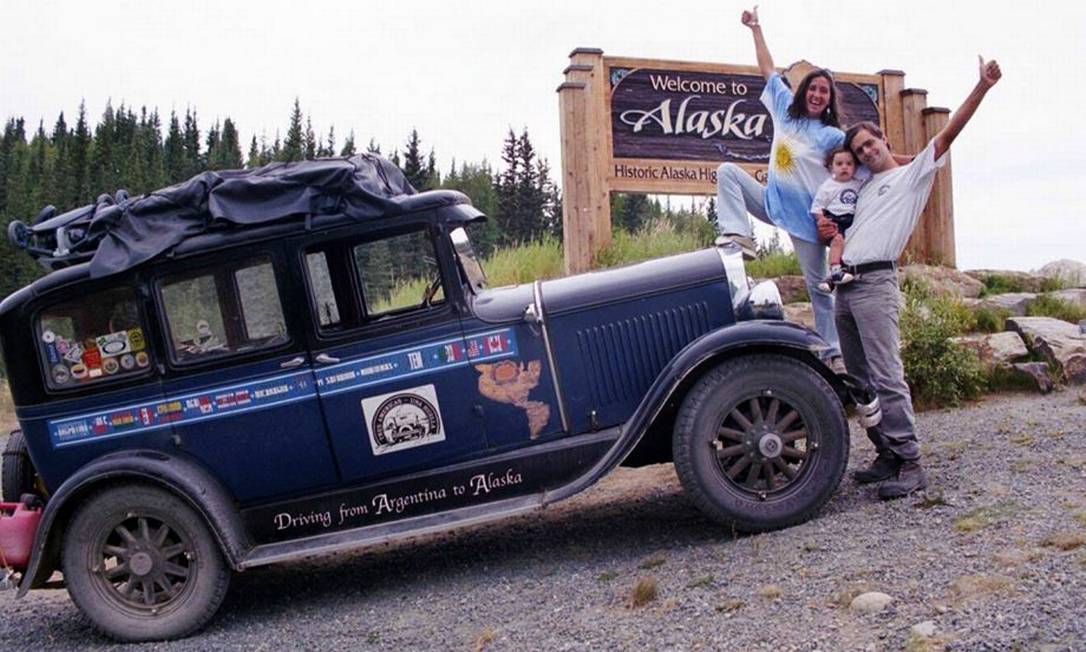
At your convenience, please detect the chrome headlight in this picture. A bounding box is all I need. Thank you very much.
[741,280,784,320]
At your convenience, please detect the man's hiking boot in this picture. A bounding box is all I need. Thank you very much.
[853,452,901,484]
[878,461,929,500]
[717,233,757,261]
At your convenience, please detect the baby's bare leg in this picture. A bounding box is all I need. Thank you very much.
[829,234,845,266]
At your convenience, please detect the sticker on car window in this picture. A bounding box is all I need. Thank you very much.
[361,384,445,456]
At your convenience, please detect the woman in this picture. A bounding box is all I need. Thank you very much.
[716,6,847,358]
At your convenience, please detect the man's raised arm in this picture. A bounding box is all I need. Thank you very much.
[933,57,1002,159]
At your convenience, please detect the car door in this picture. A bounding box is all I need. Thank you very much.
[300,219,488,484]
[154,247,339,503]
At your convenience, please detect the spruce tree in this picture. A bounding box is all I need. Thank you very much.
[217,119,243,169]
[164,111,185,183]
[494,128,519,244]
[181,109,201,178]
[68,102,92,206]
[340,130,356,157]
[247,135,261,168]
[282,100,304,162]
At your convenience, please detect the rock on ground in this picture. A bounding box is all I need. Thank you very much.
[950,332,1029,369]
[1008,316,1086,383]
[1035,259,1086,287]
[901,264,984,299]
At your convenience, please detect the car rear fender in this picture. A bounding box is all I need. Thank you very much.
[15,449,247,597]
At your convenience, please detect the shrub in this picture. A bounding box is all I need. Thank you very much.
[1026,294,1086,324]
[900,284,986,408]
[972,306,1012,333]
[977,273,1025,297]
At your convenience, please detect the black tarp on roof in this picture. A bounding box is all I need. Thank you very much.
[13,154,417,278]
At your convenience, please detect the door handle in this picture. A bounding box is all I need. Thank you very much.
[279,356,306,369]
[315,353,341,364]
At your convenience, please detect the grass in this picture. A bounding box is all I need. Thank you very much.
[948,574,1014,601]
[627,577,658,608]
[473,626,496,652]
[715,598,745,614]
[638,556,666,570]
[757,584,783,600]
[954,500,1022,532]
[1040,532,1086,551]
[1026,294,1086,324]
[747,251,801,278]
[596,571,619,583]
[686,575,714,589]
[976,272,1026,297]
[595,220,710,268]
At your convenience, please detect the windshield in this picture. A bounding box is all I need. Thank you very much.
[450,227,487,292]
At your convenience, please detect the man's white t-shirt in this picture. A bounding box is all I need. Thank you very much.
[842,140,947,265]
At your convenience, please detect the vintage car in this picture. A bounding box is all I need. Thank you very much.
[0,154,875,641]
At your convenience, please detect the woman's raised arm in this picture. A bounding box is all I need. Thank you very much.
[742,6,776,80]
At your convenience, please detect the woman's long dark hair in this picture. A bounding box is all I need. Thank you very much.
[786,69,844,128]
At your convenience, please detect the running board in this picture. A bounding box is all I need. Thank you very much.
[239,428,620,569]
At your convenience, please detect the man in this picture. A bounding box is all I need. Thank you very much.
[820,56,1002,500]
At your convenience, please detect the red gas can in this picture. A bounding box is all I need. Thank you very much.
[0,501,42,571]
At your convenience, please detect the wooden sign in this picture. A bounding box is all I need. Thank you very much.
[557,49,955,273]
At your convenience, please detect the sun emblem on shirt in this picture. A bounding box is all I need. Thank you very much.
[773,140,796,174]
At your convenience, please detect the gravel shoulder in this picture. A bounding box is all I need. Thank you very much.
[2,390,1085,651]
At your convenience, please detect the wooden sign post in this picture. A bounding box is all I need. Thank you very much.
[557,49,956,274]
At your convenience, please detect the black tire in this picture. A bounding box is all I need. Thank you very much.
[672,354,849,533]
[2,430,36,502]
[62,484,230,642]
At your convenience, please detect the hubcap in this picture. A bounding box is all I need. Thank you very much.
[91,513,195,612]
[709,391,814,495]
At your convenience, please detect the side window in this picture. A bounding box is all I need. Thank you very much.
[306,252,341,328]
[159,256,288,363]
[353,229,443,316]
[37,286,152,389]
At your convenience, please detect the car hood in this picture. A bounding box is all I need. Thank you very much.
[472,248,725,323]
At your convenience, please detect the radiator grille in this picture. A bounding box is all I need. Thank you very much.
[575,302,711,407]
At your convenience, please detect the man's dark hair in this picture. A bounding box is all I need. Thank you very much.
[786,69,843,128]
[824,145,858,169]
[844,121,885,156]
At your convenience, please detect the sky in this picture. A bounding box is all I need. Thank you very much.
[3,0,1083,272]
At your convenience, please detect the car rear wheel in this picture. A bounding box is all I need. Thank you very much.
[62,484,229,642]
[673,354,849,533]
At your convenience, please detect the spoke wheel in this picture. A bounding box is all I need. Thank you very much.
[89,513,195,613]
[63,485,229,642]
[711,393,814,498]
[673,354,849,533]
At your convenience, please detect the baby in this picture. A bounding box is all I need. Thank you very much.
[812,146,865,291]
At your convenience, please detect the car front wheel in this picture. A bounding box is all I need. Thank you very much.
[673,354,849,533]
[62,484,230,642]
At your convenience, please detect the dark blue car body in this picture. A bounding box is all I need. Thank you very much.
[0,187,859,641]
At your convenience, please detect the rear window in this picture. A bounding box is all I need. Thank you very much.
[37,286,152,389]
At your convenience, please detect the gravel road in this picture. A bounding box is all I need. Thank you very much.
[2,389,1085,651]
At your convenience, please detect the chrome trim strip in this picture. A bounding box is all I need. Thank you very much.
[533,280,570,433]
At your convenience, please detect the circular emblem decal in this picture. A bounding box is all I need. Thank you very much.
[41,330,56,344]
[372,393,441,447]
[103,357,120,375]
[70,363,88,380]
[52,364,71,385]
[840,188,858,205]
[120,353,137,370]
[135,351,150,368]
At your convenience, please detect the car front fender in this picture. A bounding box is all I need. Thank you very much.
[16,448,248,597]
[544,320,841,503]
